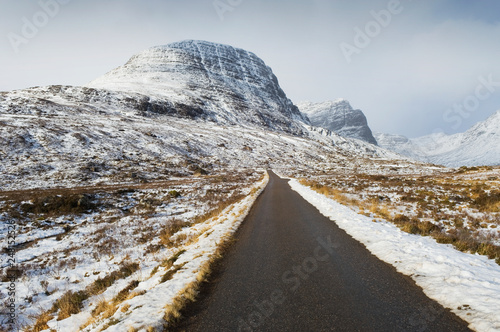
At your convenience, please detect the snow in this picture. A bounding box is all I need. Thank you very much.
[375,110,500,167]
[72,173,269,332]
[0,83,426,191]
[289,179,500,332]
[86,40,309,135]
[0,171,267,331]
[0,39,464,331]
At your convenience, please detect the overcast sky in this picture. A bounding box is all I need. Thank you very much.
[1,0,500,137]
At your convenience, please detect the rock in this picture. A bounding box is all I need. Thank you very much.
[298,99,377,145]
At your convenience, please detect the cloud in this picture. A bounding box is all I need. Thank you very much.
[310,3,500,137]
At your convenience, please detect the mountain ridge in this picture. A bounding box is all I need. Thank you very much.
[375,110,500,167]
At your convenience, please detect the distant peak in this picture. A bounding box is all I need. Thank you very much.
[320,99,351,108]
[297,99,351,110]
[297,99,377,145]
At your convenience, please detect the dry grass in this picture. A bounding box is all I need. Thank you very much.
[298,170,500,265]
[31,261,140,330]
[28,311,52,332]
[17,170,265,332]
[52,290,89,320]
[160,177,260,328]
[192,192,245,225]
[473,190,500,212]
[159,219,189,248]
[20,193,98,216]
[393,214,441,236]
[126,289,147,301]
[81,299,119,330]
[113,280,140,304]
[163,279,202,324]
[87,262,140,296]
[163,234,236,329]
[92,299,112,316]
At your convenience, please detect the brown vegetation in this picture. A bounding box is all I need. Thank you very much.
[298,168,500,265]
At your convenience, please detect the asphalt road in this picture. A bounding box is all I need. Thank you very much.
[174,171,471,331]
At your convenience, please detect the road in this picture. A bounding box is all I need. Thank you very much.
[174,171,471,331]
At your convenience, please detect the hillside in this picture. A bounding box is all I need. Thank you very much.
[0,41,423,191]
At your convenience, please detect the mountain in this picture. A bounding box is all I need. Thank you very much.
[0,40,429,191]
[375,110,500,167]
[374,132,426,161]
[297,99,378,145]
[87,40,308,134]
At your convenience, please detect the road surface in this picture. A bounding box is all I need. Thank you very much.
[174,171,471,331]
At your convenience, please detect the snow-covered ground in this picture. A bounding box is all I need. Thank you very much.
[81,172,269,332]
[3,39,482,332]
[0,83,436,192]
[290,179,500,332]
[0,170,267,331]
[292,168,500,249]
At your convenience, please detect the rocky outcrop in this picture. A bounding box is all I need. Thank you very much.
[298,99,378,145]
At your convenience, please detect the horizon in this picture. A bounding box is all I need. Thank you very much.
[1,0,500,138]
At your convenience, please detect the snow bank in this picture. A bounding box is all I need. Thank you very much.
[289,179,500,332]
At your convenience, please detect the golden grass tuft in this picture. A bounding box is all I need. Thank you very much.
[196,261,212,284]
[81,298,120,330]
[162,233,235,328]
[164,297,183,323]
[127,289,147,301]
[121,303,131,313]
[29,311,53,332]
[92,299,112,316]
[53,290,89,320]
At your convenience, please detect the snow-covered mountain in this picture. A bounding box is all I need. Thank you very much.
[297,99,378,145]
[88,40,308,134]
[0,40,429,190]
[375,110,500,167]
[0,40,468,332]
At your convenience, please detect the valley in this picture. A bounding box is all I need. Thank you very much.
[1,40,499,331]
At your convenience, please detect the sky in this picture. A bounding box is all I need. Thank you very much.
[1,0,500,138]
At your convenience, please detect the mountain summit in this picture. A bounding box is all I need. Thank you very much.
[297,99,378,145]
[87,40,308,134]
